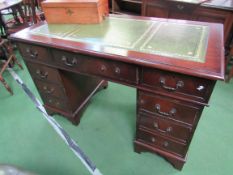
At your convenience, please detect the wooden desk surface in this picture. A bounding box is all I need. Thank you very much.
[10,15,224,80]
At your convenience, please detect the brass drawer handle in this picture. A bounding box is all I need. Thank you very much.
[36,70,48,79]
[26,48,38,59]
[61,56,77,67]
[100,65,107,72]
[151,137,156,143]
[43,86,54,94]
[163,141,169,147]
[115,67,121,74]
[153,122,173,133]
[197,85,205,91]
[48,99,60,106]
[155,104,176,117]
[159,77,184,91]
[55,102,60,106]
[177,4,184,10]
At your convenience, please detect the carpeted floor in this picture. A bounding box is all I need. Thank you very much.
[0,52,233,175]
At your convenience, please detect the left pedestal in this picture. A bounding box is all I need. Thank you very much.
[25,61,107,125]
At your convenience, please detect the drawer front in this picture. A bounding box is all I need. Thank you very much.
[138,113,192,142]
[34,80,66,99]
[42,95,68,111]
[137,128,187,157]
[167,1,197,14]
[52,50,137,84]
[141,68,214,102]
[26,62,62,84]
[18,43,51,62]
[144,0,196,14]
[138,91,201,126]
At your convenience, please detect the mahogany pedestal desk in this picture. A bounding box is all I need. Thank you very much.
[10,15,224,170]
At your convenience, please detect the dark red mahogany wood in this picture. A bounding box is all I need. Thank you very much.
[10,14,224,170]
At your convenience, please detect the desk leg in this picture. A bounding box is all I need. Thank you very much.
[69,79,108,125]
[226,47,233,82]
[134,141,185,170]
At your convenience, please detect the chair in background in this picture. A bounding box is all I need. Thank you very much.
[0,1,45,94]
[2,0,44,37]
[0,38,23,95]
[22,0,45,24]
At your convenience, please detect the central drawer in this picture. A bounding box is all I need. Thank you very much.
[52,49,138,84]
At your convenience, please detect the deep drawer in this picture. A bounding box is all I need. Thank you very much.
[138,91,202,126]
[138,113,192,143]
[141,68,214,103]
[34,80,66,99]
[17,43,51,62]
[137,128,187,157]
[26,62,62,84]
[52,49,138,84]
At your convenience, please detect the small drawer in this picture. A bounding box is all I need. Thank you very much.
[34,80,66,99]
[141,68,214,103]
[137,128,187,157]
[43,95,68,111]
[138,91,201,126]
[146,0,196,13]
[52,49,138,84]
[26,62,62,84]
[168,1,196,13]
[138,113,192,142]
[17,43,51,62]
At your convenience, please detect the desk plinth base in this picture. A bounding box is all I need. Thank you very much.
[134,140,186,170]
[44,80,108,125]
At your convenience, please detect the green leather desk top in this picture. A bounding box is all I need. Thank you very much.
[29,17,209,63]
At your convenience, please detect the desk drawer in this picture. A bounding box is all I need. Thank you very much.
[42,95,68,111]
[26,62,62,84]
[137,128,187,157]
[138,91,201,126]
[18,43,51,62]
[34,80,66,99]
[138,113,192,142]
[143,0,196,19]
[141,68,214,103]
[52,50,137,84]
